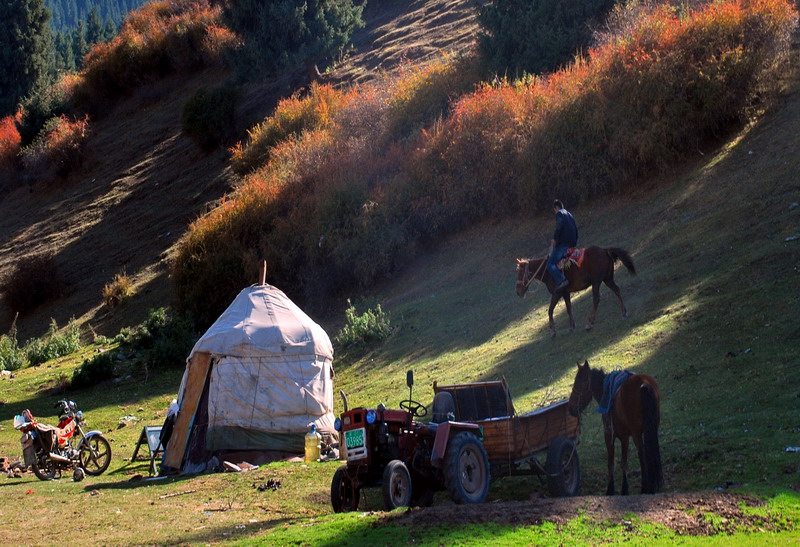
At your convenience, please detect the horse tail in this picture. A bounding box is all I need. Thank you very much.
[640,382,663,493]
[607,248,637,276]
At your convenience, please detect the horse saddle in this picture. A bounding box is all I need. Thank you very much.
[557,247,585,270]
[596,370,633,414]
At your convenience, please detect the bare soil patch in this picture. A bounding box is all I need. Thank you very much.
[385,492,784,536]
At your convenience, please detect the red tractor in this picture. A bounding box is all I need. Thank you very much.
[330,371,490,511]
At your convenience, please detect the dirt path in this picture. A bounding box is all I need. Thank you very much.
[386,491,785,536]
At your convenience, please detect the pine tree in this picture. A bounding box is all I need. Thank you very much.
[0,0,55,116]
[72,19,89,68]
[224,0,365,80]
[478,0,617,77]
[86,6,105,44]
[54,30,77,72]
[104,16,117,42]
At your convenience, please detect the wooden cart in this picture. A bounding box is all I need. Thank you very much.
[433,378,581,496]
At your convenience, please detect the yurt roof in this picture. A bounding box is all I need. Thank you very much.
[188,285,333,361]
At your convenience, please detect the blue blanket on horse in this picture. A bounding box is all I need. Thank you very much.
[596,370,633,414]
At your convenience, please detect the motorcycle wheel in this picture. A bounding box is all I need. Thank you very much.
[32,450,57,481]
[80,435,112,475]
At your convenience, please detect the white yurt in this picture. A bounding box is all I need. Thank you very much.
[163,283,335,473]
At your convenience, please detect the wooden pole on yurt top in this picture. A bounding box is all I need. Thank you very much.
[259,260,267,285]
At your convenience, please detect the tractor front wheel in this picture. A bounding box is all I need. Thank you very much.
[382,459,413,510]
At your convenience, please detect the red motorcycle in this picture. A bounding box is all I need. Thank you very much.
[14,400,112,481]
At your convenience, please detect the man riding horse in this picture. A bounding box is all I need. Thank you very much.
[547,199,578,293]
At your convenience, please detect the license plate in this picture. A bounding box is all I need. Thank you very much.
[345,428,365,450]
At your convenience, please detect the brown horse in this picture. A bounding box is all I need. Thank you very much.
[568,361,663,495]
[515,246,636,337]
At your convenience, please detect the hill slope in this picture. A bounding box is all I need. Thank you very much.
[0,0,486,342]
[329,42,800,493]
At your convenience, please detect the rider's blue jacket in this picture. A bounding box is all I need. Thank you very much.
[553,209,578,247]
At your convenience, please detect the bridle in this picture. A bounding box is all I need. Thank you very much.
[522,258,547,289]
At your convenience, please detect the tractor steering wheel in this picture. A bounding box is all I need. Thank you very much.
[399,399,428,418]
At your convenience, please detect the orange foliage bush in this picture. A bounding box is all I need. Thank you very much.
[229,83,347,176]
[69,0,232,112]
[427,0,797,205]
[174,0,797,324]
[386,53,484,139]
[0,114,22,170]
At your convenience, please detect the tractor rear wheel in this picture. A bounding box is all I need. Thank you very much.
[331,465,360,512]
[443,432,490,504]
[382,459,413,510]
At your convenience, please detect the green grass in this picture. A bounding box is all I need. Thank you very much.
[0,43,799,547]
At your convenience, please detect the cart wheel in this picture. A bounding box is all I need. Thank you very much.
[331,465,360,513]
[382,460,413,510]
[546,436,581,497]
[444,432,490,504]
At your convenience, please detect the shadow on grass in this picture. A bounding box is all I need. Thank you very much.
[82,470,195,492]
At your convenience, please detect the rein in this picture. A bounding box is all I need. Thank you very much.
[523,257,547,289]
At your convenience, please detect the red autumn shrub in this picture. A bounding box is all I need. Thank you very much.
[0,114,22,170]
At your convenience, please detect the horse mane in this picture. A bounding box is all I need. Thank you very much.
[590,367,606,393]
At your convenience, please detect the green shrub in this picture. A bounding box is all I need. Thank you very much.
[229,83,343,176]
[16,84,70,147]
[117,308,196,368]
[72,351,115,387]
[478,0,618,76]
[19,114,91,179]
[24,319,82,366]
[334,300,392,348]
[181,84,238,150]
[146,313,196,369]
[386,54,484,140]
[0,327,25,372]
[223,0,364,80]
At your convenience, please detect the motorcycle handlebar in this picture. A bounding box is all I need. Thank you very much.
[54,400,65,409]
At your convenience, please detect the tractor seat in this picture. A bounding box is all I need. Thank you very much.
[431,391,456,423]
